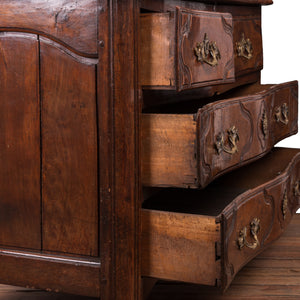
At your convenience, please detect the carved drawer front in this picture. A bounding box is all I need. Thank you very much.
[141,81,298,188]
[141,148,300,291]
[139,8,235,91]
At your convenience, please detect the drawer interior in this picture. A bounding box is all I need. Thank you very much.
[142,148,300,288]
[143,82,275,114]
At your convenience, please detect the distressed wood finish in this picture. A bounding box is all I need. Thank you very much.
[140,4,263,108]
[142,114,197,188]
[148,216,300,300]
[0,250,100,298]
[0,0,141,298]
[98,1,141,300]
[139,4,263,94]
[142,81,298,188]
[41,38,98,257]
[0,0,97,56]
[142,148,300,291]
[140,8,235,91]
[0,33,41,250]
[139,13,175,88]
[142,211,221,286]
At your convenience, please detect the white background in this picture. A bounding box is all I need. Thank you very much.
[262,0,300,212]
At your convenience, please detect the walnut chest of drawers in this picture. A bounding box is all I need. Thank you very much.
[0,0,298,299]
[139,0,300,296]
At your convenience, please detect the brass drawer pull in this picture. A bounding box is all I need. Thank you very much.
[215,126,239,155]
[275,103,289,125]
[194,33,221,67]
[236,33,253,60]
[238,218,260,250]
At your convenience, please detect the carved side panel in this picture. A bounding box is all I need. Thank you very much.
[0,33,41,249]
[176,7,234,91]
[41,38,98,256]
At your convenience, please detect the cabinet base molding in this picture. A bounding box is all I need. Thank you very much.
[0,249,100,298]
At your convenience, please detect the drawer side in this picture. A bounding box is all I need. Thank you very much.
[142,114,197,188]
[141,209,221,286]
[139,13,176,89]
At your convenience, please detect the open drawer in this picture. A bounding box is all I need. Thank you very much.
[139,6,263,91]
[142,81,298,188]
[141,148,300,291]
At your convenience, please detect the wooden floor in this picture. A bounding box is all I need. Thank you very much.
[0,215,300,299]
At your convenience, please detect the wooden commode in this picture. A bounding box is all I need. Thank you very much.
[139,0,299,296]
[0,0,298,299]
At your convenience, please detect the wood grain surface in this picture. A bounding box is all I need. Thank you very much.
[41,37,98,257]
[0,214,299,299]
[142,82,298,188]
[0,32,41,250]
[146,214,300,299]
[0,0,98,56]
[142,148,300,290]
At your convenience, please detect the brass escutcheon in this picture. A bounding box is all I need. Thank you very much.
[282,189,288,220]
[275,103,289,125]
[215,126,239,155]
[194,33,221,67]
[236,33,253,60]
[237,218,260,250]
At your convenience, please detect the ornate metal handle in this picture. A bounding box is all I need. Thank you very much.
[194,33,221,67]
[215,126,239,155]
[275,103,289,125]
[236,33,253,60]
[237,218,260,250]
